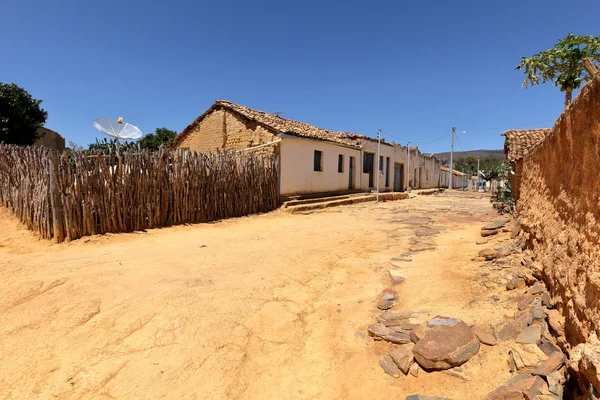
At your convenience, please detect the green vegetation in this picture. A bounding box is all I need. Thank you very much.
[516,33,600,108]
[448,156,507,179]
[0,82,48,146]
[70,127,178,153]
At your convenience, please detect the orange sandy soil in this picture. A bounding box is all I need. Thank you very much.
[0,192,521,399]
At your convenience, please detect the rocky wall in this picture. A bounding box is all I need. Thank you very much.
[518,74,600,348]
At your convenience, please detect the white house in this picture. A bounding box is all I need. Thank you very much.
[172,100,442,196]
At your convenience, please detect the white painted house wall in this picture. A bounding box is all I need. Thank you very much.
[279,136,361,195]
[357,140,396,192]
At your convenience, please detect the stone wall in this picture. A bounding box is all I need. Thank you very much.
[34,127,65,151]
[518,74,600,347]
[176,108,278,154]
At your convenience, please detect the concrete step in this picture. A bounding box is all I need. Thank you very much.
[281,190,363,203]
[285,192,407,213]
[284,194,354,207]
[286,194,377,213]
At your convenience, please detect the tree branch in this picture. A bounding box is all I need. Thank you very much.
[583,58,599,77]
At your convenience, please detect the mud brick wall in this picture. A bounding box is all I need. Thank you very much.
[518,74,600,346]
[177,108,278,155]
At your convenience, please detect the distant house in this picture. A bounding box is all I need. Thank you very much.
[439,166,468,189]
[33,127,65,151]
[172,100,441,196]
[502,128,551,200]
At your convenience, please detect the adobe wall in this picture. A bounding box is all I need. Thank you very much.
[518,74,600,346]
[177,108,278,154]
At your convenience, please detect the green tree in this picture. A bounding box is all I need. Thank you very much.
[0,82,48,146]
[516,34,600,108]
[137,127,177,151]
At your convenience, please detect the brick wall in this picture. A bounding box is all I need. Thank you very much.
[177,108,278,154]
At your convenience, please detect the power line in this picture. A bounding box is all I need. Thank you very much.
[455,133,465,152]
[467,119,555,132]
[381,129,451,146]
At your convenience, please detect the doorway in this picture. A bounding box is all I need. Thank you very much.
[363,153,374,187]
[348,156,355,190]
[394,163,404,192]
[418,167,423,189]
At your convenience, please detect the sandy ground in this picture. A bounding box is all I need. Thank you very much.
[0,192,519,399]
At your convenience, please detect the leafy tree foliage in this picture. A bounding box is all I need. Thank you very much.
[516,34,600,107]
[84,127,177,154]
[137,127,177,151]
[0,82,48,146]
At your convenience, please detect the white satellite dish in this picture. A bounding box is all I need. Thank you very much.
[93,117,142,140]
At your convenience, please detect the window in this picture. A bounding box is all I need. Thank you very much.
[385,157,390,187]
[314,150,323,171]
[338,154,344,173]
[379,156,383,171]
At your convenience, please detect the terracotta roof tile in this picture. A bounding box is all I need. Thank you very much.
[174,100,366,147]
[502,128,551,162]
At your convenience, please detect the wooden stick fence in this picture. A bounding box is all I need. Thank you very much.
[0,145,279,243]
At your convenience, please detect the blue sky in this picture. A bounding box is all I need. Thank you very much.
[2,0,599,153]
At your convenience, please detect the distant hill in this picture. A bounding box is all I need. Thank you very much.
[433,149,505,161]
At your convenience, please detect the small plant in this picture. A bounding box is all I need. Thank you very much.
[493,162,515,214]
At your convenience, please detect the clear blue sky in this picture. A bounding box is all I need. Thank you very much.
[3,0,599,153]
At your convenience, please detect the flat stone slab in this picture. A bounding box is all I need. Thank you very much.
[478,248,499,260]
[516,325,541,344]
[389,270,406,285]
[390,347,414,374]
[412,316,480,370]
[482,219,511,231]
[384,330,412,344]
[406,396,452,400]
[509,343,547,373]
[481,229,499,237]
[472,327,497,346]
[379,354,401,378]
[532,351,565,377]
[409,243,436,252]
[415,227,440,237]
[545,309,565,336]
[368,323,391,338]
[485,374,547,400]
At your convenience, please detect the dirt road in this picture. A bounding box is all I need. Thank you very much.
[0,192,516,399]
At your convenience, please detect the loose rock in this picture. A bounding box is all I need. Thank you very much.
[388,270,406,285]
[509,343,548,373]
[482,219,511,231]
[481,229,499,237]
[409,243,437,252]
[384,331,412,344]
[409,362,419,377]
[472,327,497,346]
[406,395,452,400]
[518,294,537,311]
[479,248,499,261]
[506,277,526,291]
[415,227,440,237]
[368,323,390,339]
[532,351,565,377]
[485,374,548,400]
[389,347,414,374]
[412,317,480,370]
[410,324,427,343]
[516,326,541,344]
[379,354,401,378]
[545,310,565,337]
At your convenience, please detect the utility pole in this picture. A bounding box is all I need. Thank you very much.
[406,142,411,191]
[449,127,456,190]
[476,156,480,191]
[376,129,381,201]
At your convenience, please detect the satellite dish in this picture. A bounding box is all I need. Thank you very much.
[93,117,142,140]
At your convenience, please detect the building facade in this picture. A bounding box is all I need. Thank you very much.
[172,100,442,196]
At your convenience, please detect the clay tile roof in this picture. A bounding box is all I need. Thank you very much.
[502,128,552,162]
[173,100,365,147]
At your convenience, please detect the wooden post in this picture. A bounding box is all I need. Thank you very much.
[583,58,598,77]
[48,152,65,243]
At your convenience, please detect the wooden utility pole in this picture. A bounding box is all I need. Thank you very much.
[48,152,65,243]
